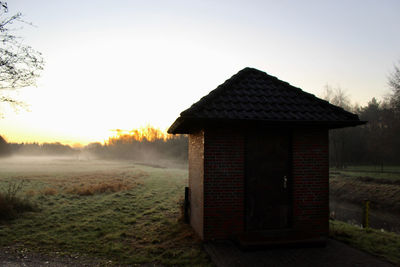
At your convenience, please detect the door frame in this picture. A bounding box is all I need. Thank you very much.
[244,128,294,232]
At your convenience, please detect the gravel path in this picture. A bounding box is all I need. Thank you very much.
[0,245,166,267]
[2,239,394,266]
[204,239,394,267]
[0,245,121,267]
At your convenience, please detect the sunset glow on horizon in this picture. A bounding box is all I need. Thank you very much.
[107,125,173,143]
[1,123,173,147]
[0,0,399,146]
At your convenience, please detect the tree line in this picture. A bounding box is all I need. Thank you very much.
[84,129,188,162]
[7,141,77,156]
[328,63,400,169]
[0,126,189,163]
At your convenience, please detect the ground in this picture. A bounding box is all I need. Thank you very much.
[0,156,210,266]
[0,158,399,266]
[329,166,400,233]
[205,239,394,267]
[0,244,118,266]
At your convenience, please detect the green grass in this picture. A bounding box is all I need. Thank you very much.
[330,165,400,181]
[0,157,211,266]
[332,165,400,172]
[330,220,400,264]
[331,171,400,180]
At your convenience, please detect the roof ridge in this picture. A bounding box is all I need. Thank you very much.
[180,68,255,116]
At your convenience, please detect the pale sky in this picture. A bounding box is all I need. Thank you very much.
[0,0,399,146]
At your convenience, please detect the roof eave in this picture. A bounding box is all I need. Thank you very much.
[167,117,367,134]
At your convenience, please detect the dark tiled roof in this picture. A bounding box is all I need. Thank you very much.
[168,67,365,133]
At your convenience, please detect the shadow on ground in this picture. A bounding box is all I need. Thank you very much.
[204,239,393,267]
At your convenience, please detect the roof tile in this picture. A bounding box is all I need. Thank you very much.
[169,67,364,133]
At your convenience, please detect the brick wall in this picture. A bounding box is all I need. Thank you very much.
[188,131,204,239]
[292,128,329,238]
[203,128,245,240]
[189,127,329,242]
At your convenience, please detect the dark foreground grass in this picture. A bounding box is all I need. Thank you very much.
[330,220,400,265]
[0,158,211,266]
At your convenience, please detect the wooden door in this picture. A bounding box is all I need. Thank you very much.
[245,130,291,231]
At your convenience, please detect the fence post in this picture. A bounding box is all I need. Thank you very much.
[184,187,190,223]
[362,199,370,229]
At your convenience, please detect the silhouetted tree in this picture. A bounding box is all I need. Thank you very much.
[388,61,400,112]
[327,93,400,169]
[322,85,352,168]
[322,84,351,110]
[0,135,10,156]
[85,126,188,163]
[0,2,44,113]
[8,142,78,156]
[358,98,386,169]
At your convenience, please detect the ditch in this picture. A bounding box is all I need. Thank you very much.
[330,197,400,234]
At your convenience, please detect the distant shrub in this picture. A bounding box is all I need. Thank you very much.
[66,181,133,196]
[25,190,36,197]
[0,181,38,221]
[41,187,58,196]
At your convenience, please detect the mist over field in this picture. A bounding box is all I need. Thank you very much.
[0,126,188,169]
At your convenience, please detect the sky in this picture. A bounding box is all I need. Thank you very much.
[0,0,399,146]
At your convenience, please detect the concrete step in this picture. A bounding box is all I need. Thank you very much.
[235,232,327,250]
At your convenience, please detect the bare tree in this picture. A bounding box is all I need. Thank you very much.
[322,85,353,169]
[322,84,351,110]
[388,61,400,111]
[0,2,44,113]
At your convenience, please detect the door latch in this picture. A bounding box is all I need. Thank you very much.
[283,175,287,189]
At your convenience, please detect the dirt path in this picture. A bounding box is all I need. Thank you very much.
[204,239,394,267]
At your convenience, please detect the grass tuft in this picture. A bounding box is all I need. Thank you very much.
[0,181,38,221]
[330,220,400,264]
[66,181,134,196]
[41,187,58,196]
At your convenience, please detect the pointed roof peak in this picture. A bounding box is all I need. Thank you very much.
[168,67,365,133]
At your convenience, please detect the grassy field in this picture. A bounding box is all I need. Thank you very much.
[329,165,400,213]
[331,165,400,172]
[330,165,400,181]
[329,176,400,212]
[0,156,211,266]
[330,220,400,265]
[1,158,399,265]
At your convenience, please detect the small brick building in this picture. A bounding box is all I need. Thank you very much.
[168,68,364,245]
